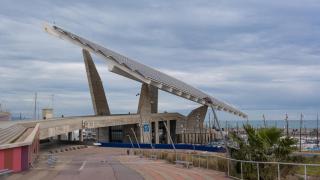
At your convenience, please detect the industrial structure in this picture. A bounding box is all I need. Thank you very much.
[0,24,247,172]
[43,24,247,144]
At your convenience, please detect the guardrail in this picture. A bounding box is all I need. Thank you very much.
[135,149,320,180]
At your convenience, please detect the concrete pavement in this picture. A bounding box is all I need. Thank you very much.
[7,147,228,180]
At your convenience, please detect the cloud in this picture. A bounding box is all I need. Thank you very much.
[0,0,319,121]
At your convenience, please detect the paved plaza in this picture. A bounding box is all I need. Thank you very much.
[6,147,228,180]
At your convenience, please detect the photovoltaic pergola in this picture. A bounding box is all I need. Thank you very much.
[43,23,247,118]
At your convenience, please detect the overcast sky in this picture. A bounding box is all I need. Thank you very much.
[0,0,319,121]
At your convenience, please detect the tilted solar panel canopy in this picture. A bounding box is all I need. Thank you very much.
[43,23,247,118]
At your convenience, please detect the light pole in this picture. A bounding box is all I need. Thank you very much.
[208,113,212,143]
[285,113,289,137]
[262,114,267,128]
[300,113,303,152]
[317,113,319,148]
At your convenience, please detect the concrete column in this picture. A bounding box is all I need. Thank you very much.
[83,49,110,116]
[137,84,158,143]
[79,129,83,142]
[83,49,111,143]
[186,105,208,133]
[167,120,171,144]
[68,132,72,141]
[57,135,61,141]
[155,121,159,144]
[139,124,143,143]
[97,127,109,142]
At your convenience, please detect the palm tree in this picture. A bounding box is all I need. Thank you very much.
[229,124,297,180]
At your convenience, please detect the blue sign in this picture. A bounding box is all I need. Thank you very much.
[143,123,150,133]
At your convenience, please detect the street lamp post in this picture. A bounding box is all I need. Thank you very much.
[285,113,289,137]
[317,113,319,148]
[300,113,303,152]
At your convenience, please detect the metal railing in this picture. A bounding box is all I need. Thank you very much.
[136,149,320,180]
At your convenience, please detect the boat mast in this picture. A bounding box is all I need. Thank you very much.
[317,113,319,148]
[300,113,303,152]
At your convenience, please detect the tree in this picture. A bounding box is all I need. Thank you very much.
[229,124,297,180]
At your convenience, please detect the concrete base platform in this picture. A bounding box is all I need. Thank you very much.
[7,147,228,180]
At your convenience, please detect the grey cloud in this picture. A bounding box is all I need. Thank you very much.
[0,0,319,120]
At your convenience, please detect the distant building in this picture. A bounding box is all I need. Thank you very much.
[42,108,53,120]
[0,112,11,121]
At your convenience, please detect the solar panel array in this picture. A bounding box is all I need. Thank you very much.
[44,24,247,118]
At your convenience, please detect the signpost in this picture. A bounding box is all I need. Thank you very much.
[143,123,150,133]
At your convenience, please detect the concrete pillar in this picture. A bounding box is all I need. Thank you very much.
[197,133,199,144]
[57,135,61,141]
[137,84,158,143]
[83,49,110,116]
[186,105,208,132]
[167,120,171,144]
[155,121,159,144]
[97,127,109,142]
[68,132,72,141]
[139,123,143,143]
[79,129,83,142]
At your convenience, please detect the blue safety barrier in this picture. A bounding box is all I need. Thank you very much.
[99,142,225,153]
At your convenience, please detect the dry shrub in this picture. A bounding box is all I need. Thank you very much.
[166,152,176,163]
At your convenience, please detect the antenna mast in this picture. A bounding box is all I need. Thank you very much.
[33,92,37,120]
